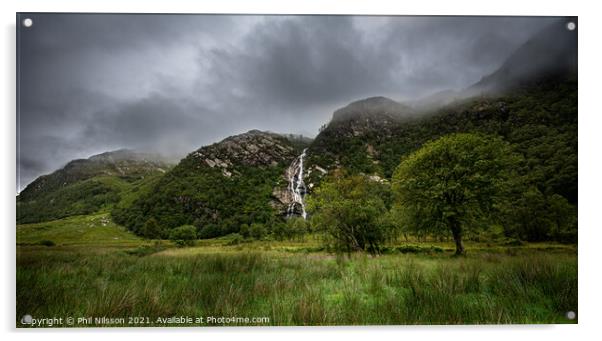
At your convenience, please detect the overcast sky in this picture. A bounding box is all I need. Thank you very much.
[17,14,561,190]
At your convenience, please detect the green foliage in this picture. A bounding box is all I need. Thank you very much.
[271,221,288,241]
[273,218,309,241]
[384,245,444,254]
[287,218,309,241]
[125,243,168,257]
[307,174,392,254]
[500,188,577,243]
[250,223,267,240]
[168,225,197,246]
[17,248,577,325]
[17,151,170,225]
[547,194,578,243]
[17,169,167,225]
[38,240,55,247]
[507,124,577,203]
[392,133,521,254]
[239,224,250,239]
[17,177,124,224]
[114,158,286,238]
[198,224,221,239]
[306,81,577,246]
[19,80,576,249]
[310,79,577,203]
[16,213,143,247]
[226,233,245,245]
[141,218,164,239]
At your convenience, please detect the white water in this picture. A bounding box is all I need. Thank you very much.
[287,148,308,219]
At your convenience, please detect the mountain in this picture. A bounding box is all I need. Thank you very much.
[112,130,311,237]
[18,20,577,241]
[304,19,577,185]
[469,19,577,94]
[19,149,170,200]
[306,78,576,193]
[306,96,415,181]
[411,19,577,109]
[331,96,414,123]
[17,149,171,224]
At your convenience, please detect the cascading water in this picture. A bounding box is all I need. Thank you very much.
[287,148,308,219]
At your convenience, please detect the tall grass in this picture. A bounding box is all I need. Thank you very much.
[16,248,576,326]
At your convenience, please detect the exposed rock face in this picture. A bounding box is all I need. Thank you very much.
[367,174,387,183]
[303,96,413,184]
[188,130,297,176]
[271,181,305,217]
[271,186,293,209]
[271,152,328,217]
[185,130,304,216]
[311,97,415,154]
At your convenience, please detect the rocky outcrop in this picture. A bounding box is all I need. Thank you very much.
[331,96,414,126]
[271,155,328,217]
[188,130,297,176]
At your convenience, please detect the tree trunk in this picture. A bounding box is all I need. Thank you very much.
[450,219,465,255]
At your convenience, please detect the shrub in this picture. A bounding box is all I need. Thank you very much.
[239,224,250,239]
[250,223,267,240]
[38,240,55,247]
[198,224,221,239]
[287,218,309,241]
[226,233,244,246]
[141,217,165,239]
[125,243,167,257]
[169,225,197,246]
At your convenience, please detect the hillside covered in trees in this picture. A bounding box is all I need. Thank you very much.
[17,19,577,250]
[18,75,576,249]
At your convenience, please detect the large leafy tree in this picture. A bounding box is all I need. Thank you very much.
[392,133,521,255]
[306,174,393,254]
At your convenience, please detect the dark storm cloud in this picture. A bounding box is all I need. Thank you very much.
[207,16,392,106]
[17,14,563,190]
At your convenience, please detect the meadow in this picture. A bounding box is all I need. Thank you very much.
[16,214,577,327]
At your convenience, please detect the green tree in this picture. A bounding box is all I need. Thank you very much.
[272,221,287,241]
[239,224,250,239]
[307,174,392,254]
[169,225,197,246]
[547,194,577,243]
[500,188,576,243]
[250,223,267,240]
[198,224,221,239]
[141,217,164,239]
[288,217,308,241]
[392,133,520,255]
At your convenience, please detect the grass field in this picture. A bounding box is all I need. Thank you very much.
[16,215,578,327]
[17,213,145,247]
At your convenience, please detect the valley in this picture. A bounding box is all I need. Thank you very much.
[17,216,576,326]
[16,18,578,326]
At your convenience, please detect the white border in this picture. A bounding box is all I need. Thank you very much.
[2,1,601,340]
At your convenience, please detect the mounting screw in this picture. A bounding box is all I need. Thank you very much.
[22,18,33,28]
[566,22,576,31]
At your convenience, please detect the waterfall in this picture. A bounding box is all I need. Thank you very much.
[287,148,308,219]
